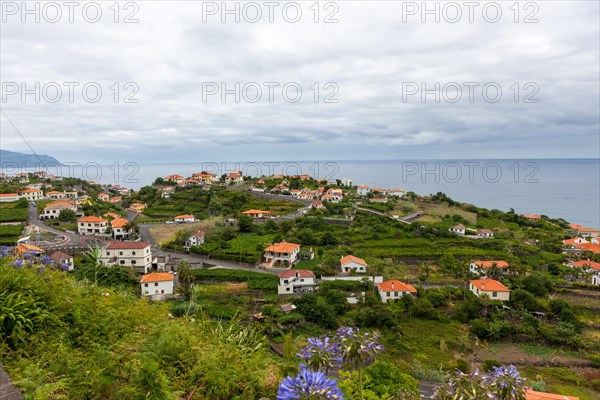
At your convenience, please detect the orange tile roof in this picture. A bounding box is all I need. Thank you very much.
[568,223,583,229]
[470,278,510,292]
[141,272,174,283]
[522,214,541,220]
[578,227,600,233]
[265,241,300,253]
[340,255,367,266]
[103,212,120,219]
[563,237,588,245]
[175,214,193,219]
[357,185,369,189]
[473,260,509,269]
[242,209,270,214]
[579,243,600,253]
[47,190,63,195]
[0,193,18,197]
[377,280,416,293]
[16,244,45,253]
[78,216,107,223]
[525,388,579,400]
[22,188,41,193]
[111,217,129,228]
[570,260,600,271]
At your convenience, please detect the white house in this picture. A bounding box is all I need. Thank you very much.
[469,278,511,301]
[40,200,77,220]
[377,280,417,303]
[110,217,130,240]
[186,231,205,247]
[261,241,301,268]
[165,174,185,184]
[21,188,44,200]
[77,216,109,235]
[161,187,175,198]
[341,179,353,187]
[242,209,271,219]
[469,260,510,276]
[357,185,370,196]
[98,193,110,202]
[387,188,406,197]
[476,229,494,238]
[0,193,20,202]
[46,190,65,199]
[449,224,466,235]
[310,199,326,210]
[174,214,195,223]
[340,255,368,273]
[141,272,174,296]
[225,171,244,184]
[49,251,74,271]
[100,241,152,274]
[569,260,600,285]
[277,269,317,295]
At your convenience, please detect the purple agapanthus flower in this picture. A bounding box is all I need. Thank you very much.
[335,327,384,369]
[9,259,24,269]
[277,366,344,400]
[40,255,53,265]
[297,337,342,374]
[0,246,9,258]
[60,262,70,271]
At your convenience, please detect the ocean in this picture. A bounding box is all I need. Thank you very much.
[3,159,599,229]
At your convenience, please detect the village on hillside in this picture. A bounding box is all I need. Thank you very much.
[1,169,600,399]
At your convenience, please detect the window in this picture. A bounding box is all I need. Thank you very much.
[283,279,288,284]
[394,291,398,297]
[120,260,125,265]
[131,260,136,265]
[387,292,390,297]
[286,288,290,291]
[106,252,110,256]
[132,252,136,255]
[492,291,497,297]
[154,283,158,286]
[161,290,164,294]
[144,283,148,287]
[300,279,304,282]
[119,251,123,255]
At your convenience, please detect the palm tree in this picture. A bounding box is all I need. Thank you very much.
[487,262,503,281]
[83,244,102,285]
[124,220,139,238]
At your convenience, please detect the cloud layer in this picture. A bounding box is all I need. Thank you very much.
[1,1,599,163]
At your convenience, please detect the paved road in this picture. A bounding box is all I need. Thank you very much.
[27,203,79,244]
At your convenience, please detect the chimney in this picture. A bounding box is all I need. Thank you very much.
[391,281,395,290]
[481,283,485,289]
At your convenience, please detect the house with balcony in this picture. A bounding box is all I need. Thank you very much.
[277,269,317,295]
[225,171,244,184]
[46,190,65,199]
[242,209,271,219]
[129,203,147,213]
[77,216,109,235]
[110,217,130,240]
[21,188,44,200]
[469,278,511,301]
[100,241,152,273]
[376,280,416,303]
[469,260,510,277]
[40,200,78,220]
[261,241,301,268]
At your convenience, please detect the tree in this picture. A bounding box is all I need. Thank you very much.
[325,289,349,315]
[177,260,194,290]
[124,220,139,237]
[486,262,503,281]
[58,209,77,223]
[238,214,254,233]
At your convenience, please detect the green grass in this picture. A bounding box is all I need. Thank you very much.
[0,202,28,223]
[520,366,599,400]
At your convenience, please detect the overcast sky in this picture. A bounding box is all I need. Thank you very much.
[1,1,599,164]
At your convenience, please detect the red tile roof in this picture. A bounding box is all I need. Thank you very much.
[141,272,174,283]
[377,280,416,293]
[175,214,193,219]
[0,193,18,197]
[277,269,315,279]
[470,278,510,292]
[340,255,367,266]
[106,241,150,250]
[110,217,129,228]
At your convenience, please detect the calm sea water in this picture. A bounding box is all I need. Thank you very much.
[4,159,599,229]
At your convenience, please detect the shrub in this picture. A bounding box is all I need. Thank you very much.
[483,359,501,372]
[455,359,471,374]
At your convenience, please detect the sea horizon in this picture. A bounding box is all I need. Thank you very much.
[3,158,599,229]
